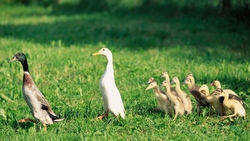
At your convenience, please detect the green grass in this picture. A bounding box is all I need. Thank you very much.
[0,2,250,140]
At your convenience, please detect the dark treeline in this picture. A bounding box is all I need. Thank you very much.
[1,0,249,23]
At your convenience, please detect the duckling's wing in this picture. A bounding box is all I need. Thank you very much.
[229,94,245,108]
[190,90,202,99]
[218,96,225,103]
[176,97,183,103]
[170,88,179,96]
[160,90,167,95]
[190,90,210,106]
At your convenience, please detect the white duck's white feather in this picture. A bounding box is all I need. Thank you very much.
[93,48,125,119]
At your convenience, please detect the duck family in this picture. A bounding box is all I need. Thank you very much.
[147,72,246,120]
[8,48,246,131]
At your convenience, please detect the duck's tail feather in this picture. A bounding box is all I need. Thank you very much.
[48,112,64,122]
[53,118,64,122]
[119,109,126,119]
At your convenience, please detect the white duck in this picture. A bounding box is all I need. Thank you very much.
[92,48,125,119]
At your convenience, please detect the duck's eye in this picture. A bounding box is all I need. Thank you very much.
[102,48,105,51]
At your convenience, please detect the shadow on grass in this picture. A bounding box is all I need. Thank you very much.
[1,2,250,57]
[131,101,166,118]
[12,121,36,132]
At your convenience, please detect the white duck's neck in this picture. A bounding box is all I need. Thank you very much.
[104,54,115,80]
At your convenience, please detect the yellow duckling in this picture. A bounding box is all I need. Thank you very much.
[146,79,173,115]
[217,89,246,120]
[199,84,225,116]
[162,80,185,120]
[210,80,237,96]
[171,77,193,114]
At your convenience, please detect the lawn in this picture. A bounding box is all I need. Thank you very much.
[0,1,250,140]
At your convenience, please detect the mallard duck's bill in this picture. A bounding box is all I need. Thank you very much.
[8,57,18,63]
[92,51,100,56]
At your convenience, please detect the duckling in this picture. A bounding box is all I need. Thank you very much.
[217,90,246,120]
[146,80,173,115]
[199,85,225,116]
[161,80,185,120]
[160,71,178,96]
[184,74,200,90]
[210,80,237,95]
[171,77,193,114]
[9,53,63,131]
[92,48,125,120]
[147,77,155,84]
[212,88,245,107]
[183,77,210,116]
[161,72,171,83]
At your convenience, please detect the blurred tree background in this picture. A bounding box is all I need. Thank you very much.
[0,0,249,23]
